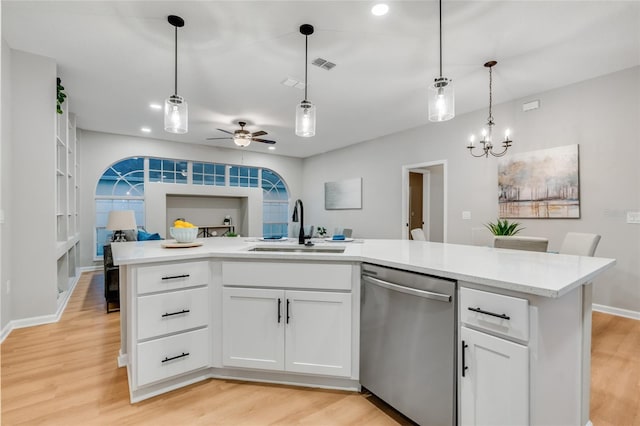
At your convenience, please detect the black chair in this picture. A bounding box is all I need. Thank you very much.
[103,244,120,313]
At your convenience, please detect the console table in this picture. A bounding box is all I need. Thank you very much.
[197,224,235,237]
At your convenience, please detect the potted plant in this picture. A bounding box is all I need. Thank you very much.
[485,218,524,236]
[57,77,66,114]
[316,226,327,237]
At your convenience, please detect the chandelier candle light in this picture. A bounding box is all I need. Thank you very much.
[295,24,316,137]
[428,0,454,122]
[164,15,188,134]
[467,60,512,158]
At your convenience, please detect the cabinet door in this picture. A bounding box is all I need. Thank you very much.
[222,287,285,370]
[284,290,351,377]
[460,326,528,426]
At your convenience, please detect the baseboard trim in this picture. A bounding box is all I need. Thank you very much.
[80,265,102,272]
[593,303,640,320]
[1,271,83,344]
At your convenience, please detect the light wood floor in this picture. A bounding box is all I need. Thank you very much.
[1,272,639,425]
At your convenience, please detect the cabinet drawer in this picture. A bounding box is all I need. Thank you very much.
[222,261,352,290]
[136,261,209,295]
[460,287,529,342]
[137,287,209,340]
[136,328,209,387]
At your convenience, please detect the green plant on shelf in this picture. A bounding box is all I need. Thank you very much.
[225,232,238,237]
[485,218,524,236]
[316,226,327,237]
[57,77,67,115]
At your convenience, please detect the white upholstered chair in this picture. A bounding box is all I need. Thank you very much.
[559,232,601,256]
[411,228,426,241]
[493,236,549,252]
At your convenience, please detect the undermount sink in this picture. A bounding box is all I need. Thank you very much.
[248,246,345,254]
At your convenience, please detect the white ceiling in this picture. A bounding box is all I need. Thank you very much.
[3,1,639,158]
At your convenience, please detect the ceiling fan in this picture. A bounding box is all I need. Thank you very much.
[206,121,276,147]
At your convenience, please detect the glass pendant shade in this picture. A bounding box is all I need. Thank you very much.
[295,100,316,137]
[164,94,188,134]
[428,77,455,122]
[233,136,251,147]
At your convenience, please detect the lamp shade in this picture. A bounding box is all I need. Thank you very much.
[295,100,316,137]
[106,210,137,231]
[428,77,455,122]
[164,95,188,134]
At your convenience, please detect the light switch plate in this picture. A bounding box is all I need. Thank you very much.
[462,211,471,220]
[627,211,640,224]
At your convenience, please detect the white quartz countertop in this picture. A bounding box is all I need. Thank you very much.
[110,238,615,298]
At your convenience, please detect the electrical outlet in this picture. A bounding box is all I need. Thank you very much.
[462,211,471,220]
[627,211,640,224]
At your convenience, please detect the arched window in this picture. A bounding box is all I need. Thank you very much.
[94,157,290,258]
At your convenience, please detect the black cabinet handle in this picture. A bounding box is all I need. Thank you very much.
[461,341,469,377]
[277,298,282,323]
[161,274,190,280]
[161,352,189,363]
[161,309,190,318]
[468,306,511,320]
[286,299,290,324]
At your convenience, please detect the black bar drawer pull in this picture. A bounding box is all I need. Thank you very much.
[277,298,282,323]
[161,309,190,318]
[286,299,291,324]
[161,274,190,280]
[161,352,189,363]
[461,341,469,377]
[468,306,511,320]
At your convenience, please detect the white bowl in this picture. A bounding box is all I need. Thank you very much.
[170,227,198,243]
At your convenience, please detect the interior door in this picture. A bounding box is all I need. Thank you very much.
[409,172,424,238]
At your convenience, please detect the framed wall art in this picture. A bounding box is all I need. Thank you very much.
[498,144,580,218]
[324,178,362,210]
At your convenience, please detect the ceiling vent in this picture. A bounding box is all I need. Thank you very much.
[312,58,336,70]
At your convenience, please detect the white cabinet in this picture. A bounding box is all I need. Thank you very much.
[129,260,211,391]
[222,287,351,377]
[460,326,528,426]
[460,286,530,426]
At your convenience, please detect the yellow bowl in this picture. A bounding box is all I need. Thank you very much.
[170,227,198,243]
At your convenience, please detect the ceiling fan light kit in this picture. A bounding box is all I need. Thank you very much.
[164,14,188,134]
[295,24,316,137]
[428,0,455,122]
[467,60,513,158]
[207,121,276,147]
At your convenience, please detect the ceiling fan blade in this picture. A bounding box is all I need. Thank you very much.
[206,137,232,140]
[252,138,276,145]
[251,130,267,137]
[216,128,234,135]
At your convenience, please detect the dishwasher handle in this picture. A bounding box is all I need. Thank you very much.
[362,274,451,303]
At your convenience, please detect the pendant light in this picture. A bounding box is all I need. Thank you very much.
[467,61,513,158]
[164,15,188,134]
[428,0,454,122]
[295,24,316,137]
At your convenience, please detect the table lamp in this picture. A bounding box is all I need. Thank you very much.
[106,210,137,242]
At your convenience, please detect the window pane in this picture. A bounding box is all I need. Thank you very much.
[149,170,161,182]
[149,158,162,171]
[193,163,203,174]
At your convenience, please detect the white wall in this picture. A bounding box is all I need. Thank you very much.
[428,164,444,242]
[78,130,303,267]
[302,67,640,314]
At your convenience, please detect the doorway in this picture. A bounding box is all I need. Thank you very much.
[401,160,447,241]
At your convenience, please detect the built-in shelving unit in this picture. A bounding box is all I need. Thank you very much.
[55,96,80,304]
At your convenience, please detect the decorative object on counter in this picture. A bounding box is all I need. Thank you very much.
[467,61,512,158]
[498,144,580,218]
[295,24,316,137]
[56,77,66,114]
[164,15,188,134]
[428,0,454,122]
[316,226,327,237]
[485,218,524,236]
[325,178,362,210]
[106,210,137,242]
[170,226,198,243]
[225,232,239,237]
[161,241,203,248]
[223,215,231,225]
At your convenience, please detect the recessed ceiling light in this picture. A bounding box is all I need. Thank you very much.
[149,103,162,110]
[140,127,151,133]
[268,146,276,151]
[371,3,389,16]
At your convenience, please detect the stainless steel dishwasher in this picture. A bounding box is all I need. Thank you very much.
[360,263,456,426]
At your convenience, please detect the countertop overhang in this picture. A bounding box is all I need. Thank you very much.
[110,238,616,298]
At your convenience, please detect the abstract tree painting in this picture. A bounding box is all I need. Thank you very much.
[498,145,580,218]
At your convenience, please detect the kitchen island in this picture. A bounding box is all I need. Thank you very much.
[111,238,615,425]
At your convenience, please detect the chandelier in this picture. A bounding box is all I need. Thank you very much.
[467,61,512,158]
